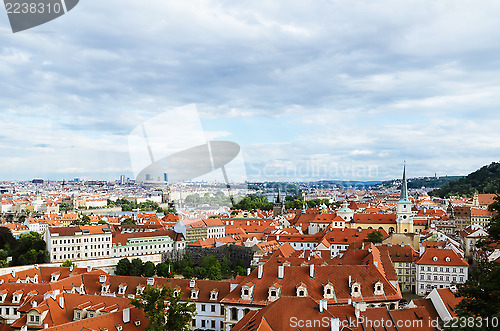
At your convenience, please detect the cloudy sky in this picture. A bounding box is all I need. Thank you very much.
[1,0,499,182]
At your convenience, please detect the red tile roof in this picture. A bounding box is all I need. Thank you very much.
[416,248,468,267]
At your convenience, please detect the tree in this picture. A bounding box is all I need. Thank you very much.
[130,286,196,331]
[71,215,91,226]
[60,201,72,211]
[364,230,383,243]
[121,218,136,225]
[156,263,171,278]
[143,261,156,277]
[11,232,48,266]
[61,260,76,267]
[221,257,233,278]
[130,258,144,276]
[194,266,207,279]
[452,195,500,329]
[0,226,16,249]
[116,258,131,276]
[182,266,193,279]
[234,265,246,276]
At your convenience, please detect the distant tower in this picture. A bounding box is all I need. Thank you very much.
[301,197,307,214]
[273,189,286,218]
[396,163,414,233]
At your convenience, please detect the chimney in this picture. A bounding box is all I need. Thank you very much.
[99,275,107,283]
[348,298,352,304]
[44,324,48,329]
[258,265,263,279]
[309,264,315,278]
[123,307,130,323]
[70,265,74,272]
[278,265,284,279]
[247,268,251,276]
[276,235,280,241]
[374,261,378,267]
[58,296,64,309]
[330,317,340,331]
[189,280,196,288]
[319,299,327,313]
[87,266,92,272]
[362,243,365,250]
[11,271,15,278]
[348,275,351,286]
[34,264,38,270]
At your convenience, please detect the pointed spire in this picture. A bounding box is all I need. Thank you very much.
[302,196,306,214]
[276,189,281,204]
[399,162,409,202]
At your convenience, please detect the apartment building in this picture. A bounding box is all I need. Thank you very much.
[416,248,469,296]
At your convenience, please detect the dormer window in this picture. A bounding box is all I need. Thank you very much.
[445,257,451,262]
[323,283,334,299]
[374,281,384,295]
[432,256,438,262]
[12,291,23,303]
[210,290,218,300]
[296,283,308,297]
[51,273,60,282]
[118,284,127,295]
[0,291,7,303]
[28,311,42,326]
[241,283,254,300]
[351,282,361,297]
[101,284,110,294]
[136,286,144,296]
[191,289,199,300]
[267,284,281,302]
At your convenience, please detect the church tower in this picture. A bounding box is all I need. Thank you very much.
[396,163,414,233]
[273,189,286,218]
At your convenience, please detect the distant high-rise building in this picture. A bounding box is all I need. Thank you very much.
[120,175,126,185]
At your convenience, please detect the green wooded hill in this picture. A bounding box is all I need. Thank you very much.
[381,176,462,189]
[429,161,500,198]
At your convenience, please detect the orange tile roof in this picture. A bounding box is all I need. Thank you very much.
[416,248,468,267]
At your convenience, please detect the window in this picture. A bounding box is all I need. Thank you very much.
[201,320,205,328]
[211,320,216,328]
[192,319,196,327]
[211,305,216,313]
[201,304,205,312]
[231,308,238,320]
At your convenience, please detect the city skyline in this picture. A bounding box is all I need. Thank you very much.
[1,1,500,181]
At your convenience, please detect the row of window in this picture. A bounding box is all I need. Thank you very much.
[420,275,464,282]
[419,266,465,273]
[52,236,110,245]
[192,318,222,329]
[0,307,17,316]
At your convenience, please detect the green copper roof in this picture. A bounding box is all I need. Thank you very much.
[399,163,410,203]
